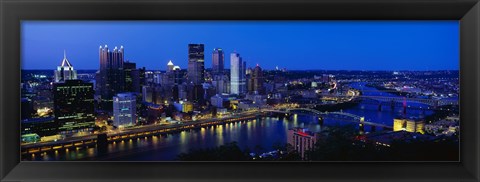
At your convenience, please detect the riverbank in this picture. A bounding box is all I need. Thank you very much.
[313,99,360,112]
[365,83,409,97]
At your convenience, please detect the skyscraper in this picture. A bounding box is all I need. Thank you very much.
[212,48,228,94]
[250,64,265,94]
[53,80,95,134]
[167,60,174,73]
[212,74,230,94]
[163,60,181,86]
[113,92,137,127]
[97,45,125,110]
[242,60,247,93]
[124,61,141,93]
[54,51,77,83]
[212,48,224,75]
[230,52,246,94]
[187,44,205,85]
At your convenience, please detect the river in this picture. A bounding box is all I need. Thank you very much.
[25,82,435,161]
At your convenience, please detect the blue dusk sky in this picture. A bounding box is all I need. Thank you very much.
[21,21,459,71]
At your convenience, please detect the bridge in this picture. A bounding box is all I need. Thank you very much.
[357,95,457,107]
[318,94,458,107]
[262,108,392,129]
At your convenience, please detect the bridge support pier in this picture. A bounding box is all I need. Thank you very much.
[97,133,108,154]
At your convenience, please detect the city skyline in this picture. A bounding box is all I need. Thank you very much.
[20,21,460,161]
[22,21,459,71]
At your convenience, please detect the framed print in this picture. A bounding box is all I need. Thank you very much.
[18,20,460,162]
[1,0,479,181]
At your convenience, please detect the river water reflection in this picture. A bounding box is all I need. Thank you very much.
[28,82,435,161]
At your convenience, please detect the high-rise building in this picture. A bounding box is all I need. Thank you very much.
[124,61,141,93]
[113,92,137,127]
[246,67,253,76]
[212,48,228,94]
[172,66,182,85]
[53,80,95,134]
[212,74,230,94]
[230,52,246,94]
[167,60,174,73]
[97,45,125,110]
[138,66,146,82]
[287,128,319,160]
[212,48,224,75]
[187,84,204,104]
[163,60,183,86]
[187,44,205,85]
[153,71,163,85]
[142,86,154,103]
[249,64,265,94]
[243,61,246,75]
[54,51,77,83]
[242,59,246,93]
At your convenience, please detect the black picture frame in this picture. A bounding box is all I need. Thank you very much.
[1,0,479,181]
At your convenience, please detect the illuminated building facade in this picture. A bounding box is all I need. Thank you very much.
[393,117,425,134]
[249,64,264,94]
[287,127,319,159]
[393,118,405,131]
[113,92,137,127]
[407,120,425,134]
[174,101,194,113]
[21,116,57,137]
[212,48,224,75]
[230,52,246,94]
[212,48,228,94]
[163,60,183,87]
[167,60,174,72]
[53,80,95,134]
[97,45,125,110]
[54,51,77,83]
[187,44,205,85]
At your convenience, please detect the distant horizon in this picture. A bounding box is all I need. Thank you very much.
[20,68,460,72]
[22,21,459,70]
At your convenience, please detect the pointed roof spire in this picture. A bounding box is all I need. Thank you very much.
[60,50,73,67]
[167,60,174,66]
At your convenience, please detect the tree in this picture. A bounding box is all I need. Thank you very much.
[176,142,252,161]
